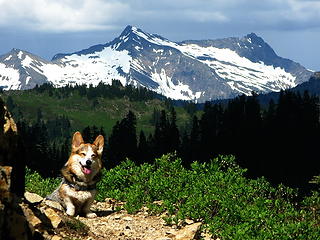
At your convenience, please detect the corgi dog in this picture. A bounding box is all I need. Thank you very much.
[46,131,104,218]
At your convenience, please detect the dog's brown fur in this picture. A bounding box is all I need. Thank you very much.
[46,131,104,218]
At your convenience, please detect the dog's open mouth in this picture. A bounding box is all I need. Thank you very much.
[82,165,92,175]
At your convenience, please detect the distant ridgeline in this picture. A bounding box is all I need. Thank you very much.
[3,82,320,193]
[249,71,320,107]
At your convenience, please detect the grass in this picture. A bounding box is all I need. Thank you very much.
[25,154,320,239]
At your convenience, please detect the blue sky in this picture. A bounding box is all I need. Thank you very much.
[0,0,319,70]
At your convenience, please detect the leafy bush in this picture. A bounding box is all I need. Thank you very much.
[25,167,60,197]
[96,154,319,239]
[26,154,319,239]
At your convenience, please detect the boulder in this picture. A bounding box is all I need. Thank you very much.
[174,222,202,240]
[24,192,44,205]
[20,203,42,229]
[0,166,12,201]
[43,199,64,211]
[0,99,32,240]
[0,100,25,197]
[41,207,63,229]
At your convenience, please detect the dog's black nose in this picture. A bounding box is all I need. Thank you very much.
[86,160,92,166]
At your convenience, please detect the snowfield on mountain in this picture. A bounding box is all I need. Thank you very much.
[0,26,312,102]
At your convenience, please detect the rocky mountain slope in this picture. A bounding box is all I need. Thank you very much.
[0,26,313,102]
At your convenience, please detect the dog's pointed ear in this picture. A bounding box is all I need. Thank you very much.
[93,135,104,155]
[72,131,84,151]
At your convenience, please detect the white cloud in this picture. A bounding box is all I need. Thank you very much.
[0,0,130,32]
[286,0,320,21]
[0,0,320,32]
[247,0,320,30]
[183,10,229,23]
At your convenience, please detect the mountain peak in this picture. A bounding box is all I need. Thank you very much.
[8,48,38,58]
[243,32,266,46]
[119,25,142,38]
[120,25,134,35]
[112,25,170,51]
[245,32,259,39]
[0,48,28,62]
[118,25,169,43]
[9,48,24,56]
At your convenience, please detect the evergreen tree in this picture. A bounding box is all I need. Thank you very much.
[120,110,138,162]
[107,121,121,168]
[107,111,138,167]
[137,130,150,164]
[91,125,100,141]
[82,126,92,143]
[181,115,200,166]
[150,108,161,126]
[168,107,180,153]
[5,96,15,112]
[153,110,170,156]
[199,102,223,162]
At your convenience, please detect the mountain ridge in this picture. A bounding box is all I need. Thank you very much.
[0,25,313,102]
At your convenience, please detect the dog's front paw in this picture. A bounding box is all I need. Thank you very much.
[86,212,97,218]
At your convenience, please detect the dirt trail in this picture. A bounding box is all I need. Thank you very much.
[79,201,176,240]
[51,200,209,240]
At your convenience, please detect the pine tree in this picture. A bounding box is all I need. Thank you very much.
[150,108,161,126]
[107,111,138,167]
[107,121,121,168]
[181,115,200,166]
[168,107,180,153]
[120,111,138,162]
[82,126,92,143]
[137,130,150,164]
[5,96,15,112]
[153,110,169,156]
[199,102,223,162]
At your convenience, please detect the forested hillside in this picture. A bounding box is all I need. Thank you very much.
[2,83,319,192]
[1,82,193,175]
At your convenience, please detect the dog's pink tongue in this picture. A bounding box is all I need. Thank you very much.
[83,167,92,175]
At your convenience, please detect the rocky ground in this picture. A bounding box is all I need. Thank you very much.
[22,192,212,240]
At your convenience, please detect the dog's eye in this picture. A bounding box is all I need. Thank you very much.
[91,154,97,158]
[80,152,86,157]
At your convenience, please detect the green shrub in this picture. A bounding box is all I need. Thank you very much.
[25,167,60,197]
[26,154,320,239]
[96,154,319,239]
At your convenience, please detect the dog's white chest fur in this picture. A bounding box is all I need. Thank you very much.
[62,184,97,203]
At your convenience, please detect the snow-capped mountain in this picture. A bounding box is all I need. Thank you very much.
[0,26,313,102]
[0,48,51,90]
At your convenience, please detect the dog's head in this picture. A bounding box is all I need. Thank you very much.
[69,131,104,175]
